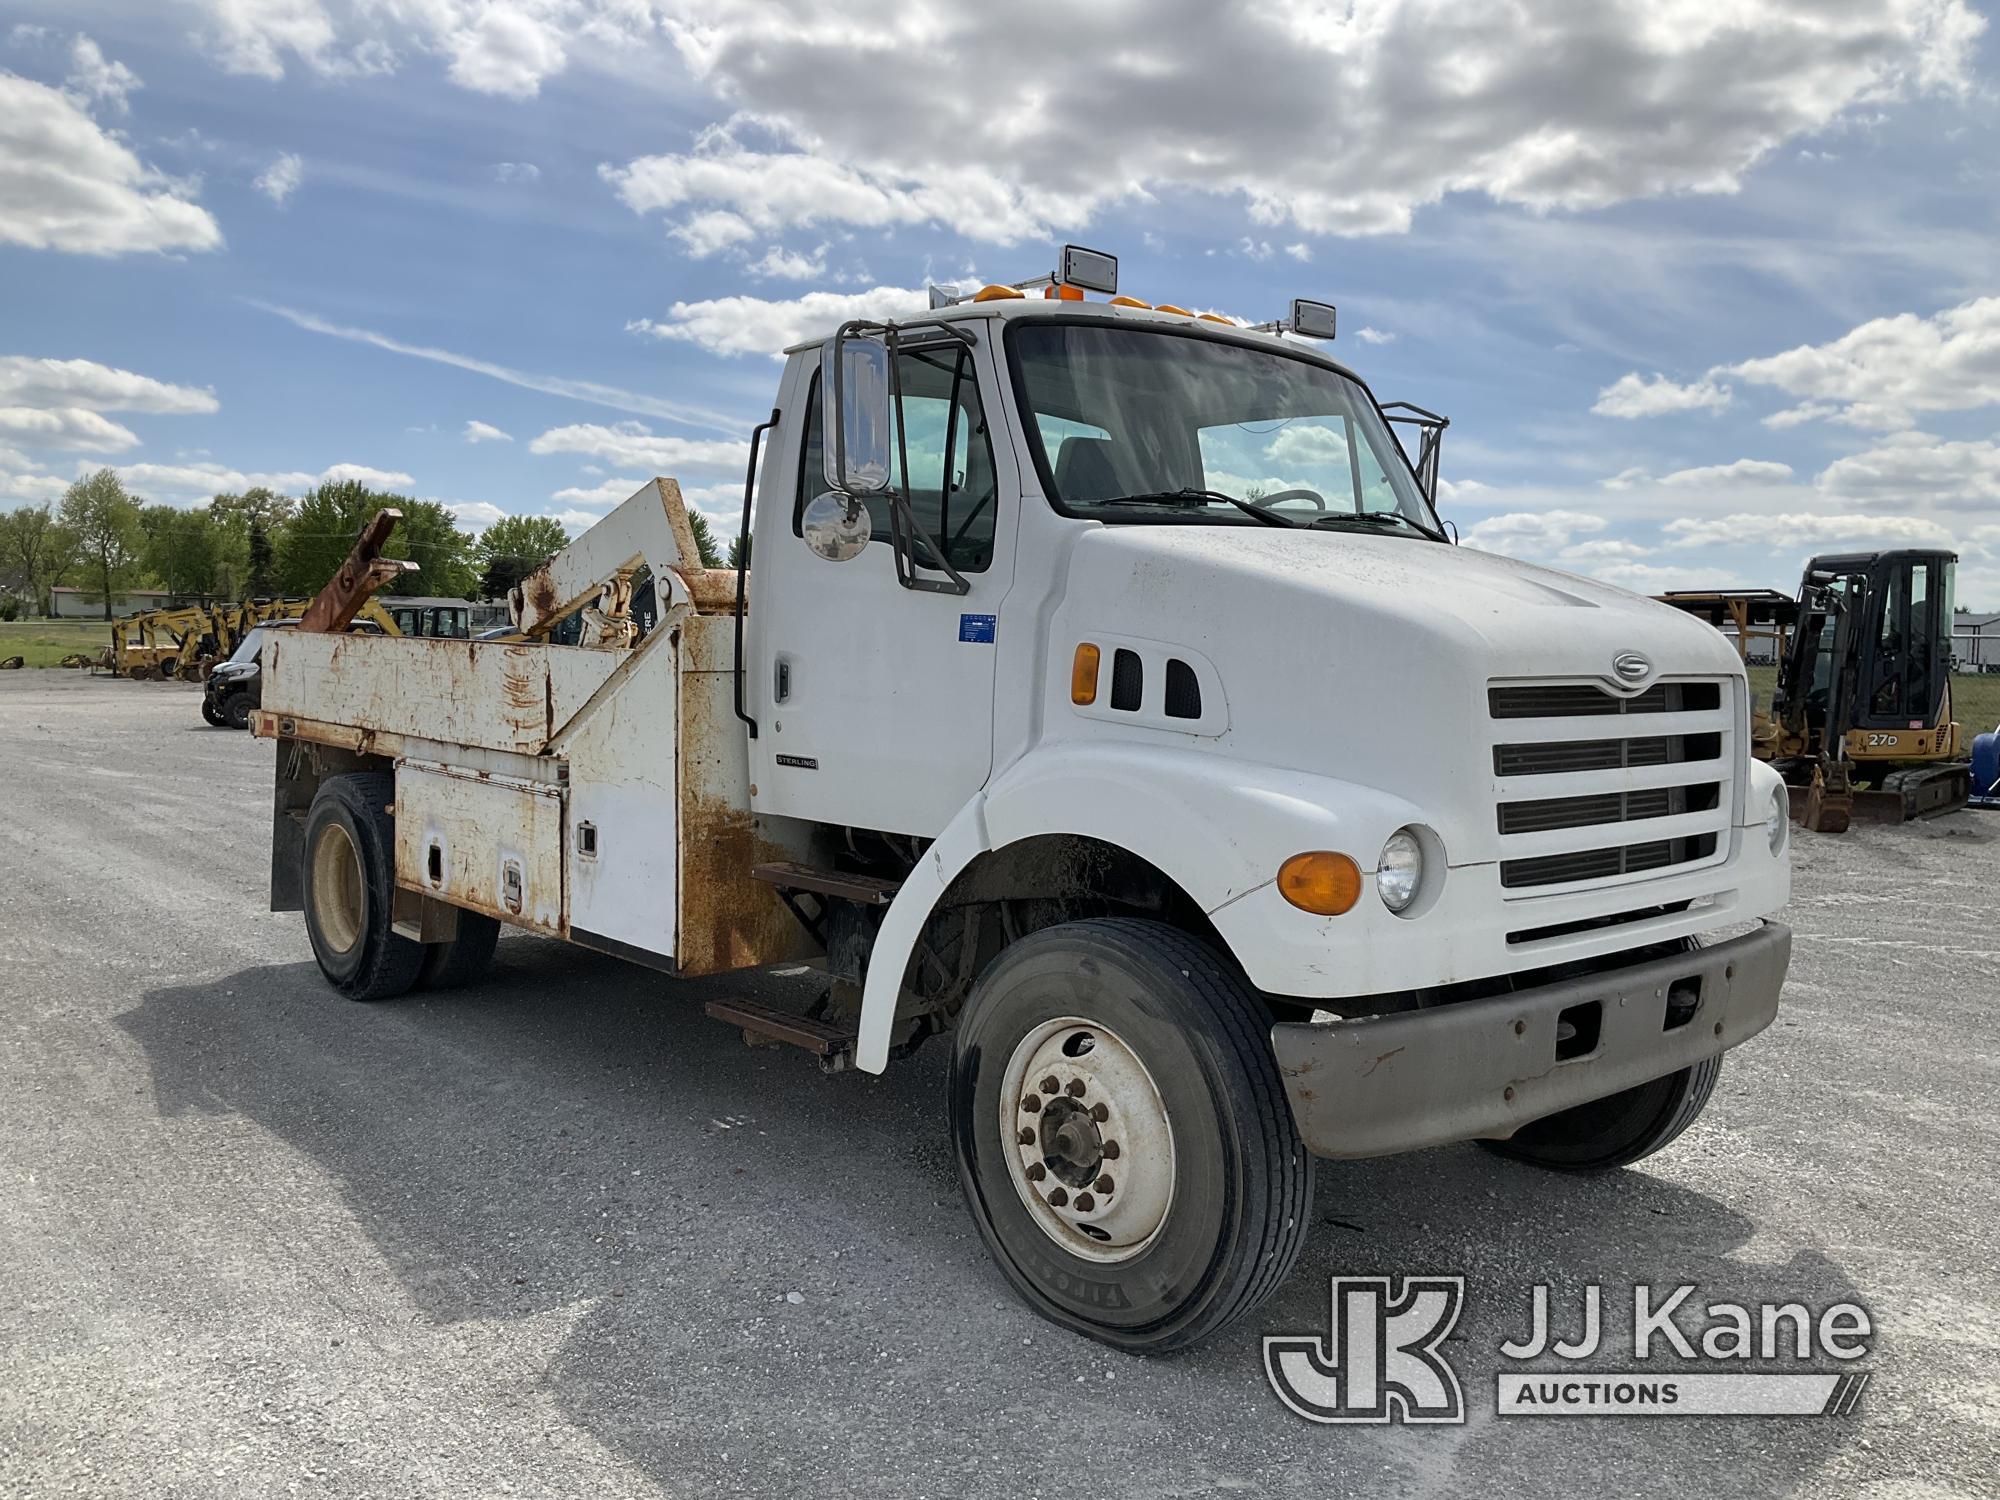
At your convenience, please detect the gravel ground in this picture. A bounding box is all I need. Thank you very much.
[2,671,1995,1498]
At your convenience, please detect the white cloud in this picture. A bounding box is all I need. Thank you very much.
[442,499,507,527]
[1726,297,2000,431]
[462,419,511,443]
[746,244,827,280]
[1658,459,1796,487]
[320,462,414,487]
[255,301,745,432]
[1284,243,1311,262]
[1560,538,1654,561]
[67,35,141,112]
[1591,372,1733,419]
[669,209,755,257]
[1461,509,1608,558]
[0,406,140,453]
[549,475,646,510]
[0,73,222,256]
[493,161,541,183]
[0,463,69,503]
[102,459,409,498]
[529,422,748,472]
[1816,432,2000,507]
[1762,401,1839,430]
[1664,512,1959,550]
[255,150,304,205]
[629,285,931,360]
[0,355,217,414]
[439,2,568,98]
[1354,327,1396,345]
[1600,467,1651,491]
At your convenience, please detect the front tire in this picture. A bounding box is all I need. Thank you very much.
[200,697,226,726]
[950,919,1313,1352]
[1478,938,1721,1173]
[1479,1055,1722,1172]
[222,691,253,730]
[301,772,424,1002]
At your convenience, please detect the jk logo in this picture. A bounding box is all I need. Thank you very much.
[1264,1277,1467,1424]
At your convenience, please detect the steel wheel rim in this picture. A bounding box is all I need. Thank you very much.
[998,1016,1175,1264]
[310,822,366,956]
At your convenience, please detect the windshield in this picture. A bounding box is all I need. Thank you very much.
[226,628,274,666]
[1010,322,1440,536]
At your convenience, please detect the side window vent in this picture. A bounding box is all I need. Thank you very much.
[1164,658,1202,720]
[1110,649,1144,712]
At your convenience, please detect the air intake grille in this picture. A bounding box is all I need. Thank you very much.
[1490,678,1733,894]
[1164,658,1201,720]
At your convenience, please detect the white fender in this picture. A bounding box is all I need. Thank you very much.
[855,742,1433,1072]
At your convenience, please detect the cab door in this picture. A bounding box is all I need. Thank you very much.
[748,334,1018,838]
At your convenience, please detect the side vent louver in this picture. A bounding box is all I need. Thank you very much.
[1110,649,1144,712]
[1164,658,1201,719]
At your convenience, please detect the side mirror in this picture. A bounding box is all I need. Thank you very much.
[821,332,894,496]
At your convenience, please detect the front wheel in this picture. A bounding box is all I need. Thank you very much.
[950,919,1314,1352]
[221,691,253,730]
[200,697,226,726]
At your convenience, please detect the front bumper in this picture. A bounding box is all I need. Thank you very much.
[1270,922,1791,1159]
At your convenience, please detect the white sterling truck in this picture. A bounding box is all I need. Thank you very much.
[255,247,1793,1351]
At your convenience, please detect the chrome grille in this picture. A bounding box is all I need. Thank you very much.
[1490,678,1734,894]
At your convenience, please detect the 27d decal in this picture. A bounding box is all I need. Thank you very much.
[1264,1276,1467,1424]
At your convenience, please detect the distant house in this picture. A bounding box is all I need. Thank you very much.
[49,586,183,619]
[1954,612,2000,673]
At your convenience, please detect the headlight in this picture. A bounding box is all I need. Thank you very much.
[1768,784,1790,856]
[1377,828,1424,913]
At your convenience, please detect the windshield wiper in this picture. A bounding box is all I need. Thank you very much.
[1096,488,1302,528]
[1309,510,1444,541]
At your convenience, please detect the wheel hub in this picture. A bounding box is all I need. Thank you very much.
[999,1017,1175,1264]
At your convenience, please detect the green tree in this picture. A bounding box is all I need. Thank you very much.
[58,470,144,620]
[685,507,723,568]
[726,532,750,571]
[475,514,571,601]
[139,504,222,600]
[0,502,82,615]
[275,481,477,599]
[211,487,293,599]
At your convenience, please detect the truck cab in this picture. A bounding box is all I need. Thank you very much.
[257,251,1793,1352]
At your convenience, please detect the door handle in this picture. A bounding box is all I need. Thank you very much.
[774,657,792,702]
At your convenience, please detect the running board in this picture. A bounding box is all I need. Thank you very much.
[704,998,856,1073]
[750,862,902,905]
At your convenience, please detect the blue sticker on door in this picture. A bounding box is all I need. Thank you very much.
[958,614,997,644]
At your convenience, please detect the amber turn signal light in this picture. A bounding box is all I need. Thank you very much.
[1277,851,1362,916]
[1071,643,1101,705]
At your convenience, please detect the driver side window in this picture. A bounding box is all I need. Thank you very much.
[794,348,999,572]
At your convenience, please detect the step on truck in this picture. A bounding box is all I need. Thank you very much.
[255,247,1794,1351]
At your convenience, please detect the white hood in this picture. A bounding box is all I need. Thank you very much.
[1054,525,1745,864]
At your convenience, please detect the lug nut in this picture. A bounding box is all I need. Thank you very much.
[1095,1174,1114,1194]
[1074,1193,1095,1212]
[1101,1141,1121,1160]
[1017,1127,1036,1145]
[1026,1162,1046,1182]
[1048,1187,1068,1208]
[1089,1102,1109,1122]
[1040,1076,1060,1095]
[1065,1079,1087,1098]
[1021,1095,1041,1113]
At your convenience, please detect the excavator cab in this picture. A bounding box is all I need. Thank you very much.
[1659,550,1965,831]
[1773,549,1964,828]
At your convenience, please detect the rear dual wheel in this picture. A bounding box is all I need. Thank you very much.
[302,773,500,999]
[950,919,1314,1353]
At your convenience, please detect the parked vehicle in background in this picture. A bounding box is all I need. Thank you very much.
[253,248,1794,1351]
[202,617,386,728]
